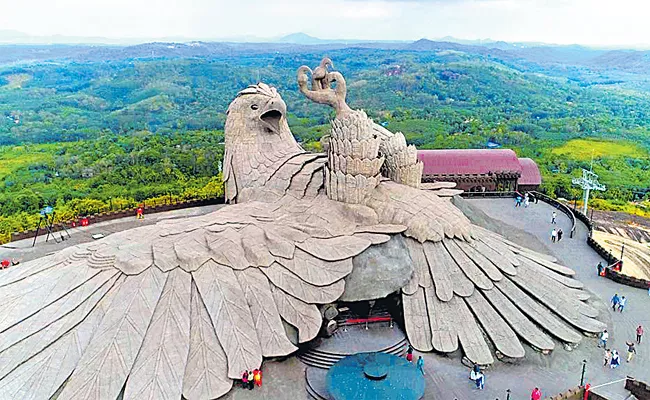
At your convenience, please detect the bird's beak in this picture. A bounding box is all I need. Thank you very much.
[259,98,286,135]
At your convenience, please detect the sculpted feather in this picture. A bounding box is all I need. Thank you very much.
[0,59,604,399]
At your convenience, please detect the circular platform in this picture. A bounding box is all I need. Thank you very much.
[325,352,425,400]
[363,362,388,380]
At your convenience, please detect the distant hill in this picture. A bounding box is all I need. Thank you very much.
[277,33,328,45]
[1,36,650,86]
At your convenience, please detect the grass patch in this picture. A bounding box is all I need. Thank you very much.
[2,73,31,89]
[551,139,647,160]
[0,144,57,180]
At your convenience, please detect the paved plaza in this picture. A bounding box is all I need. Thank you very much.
[461,198,649,399]
[1,199,647,399]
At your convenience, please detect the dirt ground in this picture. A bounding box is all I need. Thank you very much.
[592,230,650,280]
[591,209,650,244]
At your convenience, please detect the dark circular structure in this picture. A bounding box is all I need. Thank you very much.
[326,352,425,400]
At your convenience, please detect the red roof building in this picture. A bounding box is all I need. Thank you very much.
[517,158,542,190]
[417,149,541,193]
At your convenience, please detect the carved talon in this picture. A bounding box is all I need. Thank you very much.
[297,58,351,116]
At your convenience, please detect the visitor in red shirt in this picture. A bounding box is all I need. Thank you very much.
[531,387,542,400]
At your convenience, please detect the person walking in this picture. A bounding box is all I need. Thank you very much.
[618,296,627,313]
[610,350,620,369]
[524,197,530,208]
[242,371,248,390]
[406,345,414,362]
[557,228,563,241]
[603,348,611,366]
[551,228,557,243]
[515,196,522,207]
[247,370,254,390]
[531,387,542,400]
[598,329,609,348]
[611,293,620,311]
[551,211,557,224]
[416,356,425,375]
[626,341,637,362]
[254,368,262,387]
[636,325,643,344]
[597,262,604,276]
[470,365,485,390]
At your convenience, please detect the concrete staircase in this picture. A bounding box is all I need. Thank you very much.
[298,321,408,369]
[298,337,407,369]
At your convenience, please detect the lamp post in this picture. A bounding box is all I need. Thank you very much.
[621,242,625,261]
[580,359,587,386]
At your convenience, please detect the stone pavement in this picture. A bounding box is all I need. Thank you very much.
[0,204,223,263]
[463,198,649,399]
[3,200,648,399]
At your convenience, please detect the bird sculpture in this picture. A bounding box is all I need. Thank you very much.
[0,59,603,400]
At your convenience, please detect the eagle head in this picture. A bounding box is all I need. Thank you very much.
[223,83,303,203]
[225,83,290,142]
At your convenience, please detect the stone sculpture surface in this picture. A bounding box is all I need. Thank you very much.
[0,58,603,400]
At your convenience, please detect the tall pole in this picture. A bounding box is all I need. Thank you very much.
[573,169,605,215]
[621,242,625,261]
[580,360,587,386]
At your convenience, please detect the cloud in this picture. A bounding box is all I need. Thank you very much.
[0,0,648,47]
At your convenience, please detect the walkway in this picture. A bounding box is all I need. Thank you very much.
[460,198,650,399]
[0,204,223,263]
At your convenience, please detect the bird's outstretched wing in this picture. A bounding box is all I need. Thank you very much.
[0,194,401,400]
[370,182,604,364]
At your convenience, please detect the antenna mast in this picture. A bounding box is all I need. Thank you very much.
[572,169,605,215]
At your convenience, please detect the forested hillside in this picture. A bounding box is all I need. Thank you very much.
[1,46,649,242]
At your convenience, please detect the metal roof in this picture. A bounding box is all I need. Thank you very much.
[417,149,523,176]
[518,157,542,185]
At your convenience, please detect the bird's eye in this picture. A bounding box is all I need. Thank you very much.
[251,104,259,110]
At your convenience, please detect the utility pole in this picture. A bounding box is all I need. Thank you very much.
[572,169,605,215]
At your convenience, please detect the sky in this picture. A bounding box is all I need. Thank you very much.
[0,0,649,47]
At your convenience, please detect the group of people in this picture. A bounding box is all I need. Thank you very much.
[548,211,566,242]
[602,348,621,368]
[515,192,537,208]
[611,293,627,312]
[241,369,262,390]
[550,227,564,242]
[405,345,425,375]
[599,325,643,368]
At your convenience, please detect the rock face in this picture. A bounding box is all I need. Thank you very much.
[341,235,414,302]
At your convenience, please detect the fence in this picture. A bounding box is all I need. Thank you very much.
[575,204,650,289]
[461,191,518,198]
[625,377,650,400]
[10,197,225,243]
